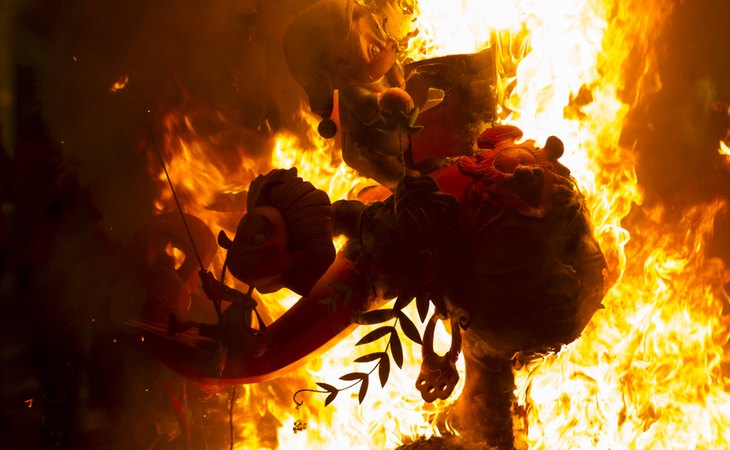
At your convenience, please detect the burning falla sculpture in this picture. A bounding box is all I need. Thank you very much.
[134,128,606,448]
[131,1,607,448]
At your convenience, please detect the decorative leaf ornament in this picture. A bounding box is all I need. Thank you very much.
[293,176,466,407]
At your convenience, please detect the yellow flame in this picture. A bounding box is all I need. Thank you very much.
[270,112,377,203]
[720,140,730,157]
[149,0,730,447]
[515,201,730,448]
[164,242,186,270]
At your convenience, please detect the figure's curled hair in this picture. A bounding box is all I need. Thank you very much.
[247,168,336,296]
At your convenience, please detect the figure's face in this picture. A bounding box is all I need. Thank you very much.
[224,206,291,293]
[338,5,397,83]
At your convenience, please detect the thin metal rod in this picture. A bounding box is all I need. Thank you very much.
[229,385,237,450]
[150,135,205,270]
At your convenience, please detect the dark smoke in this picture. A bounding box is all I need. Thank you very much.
[3,1,318,448]
[12,0,319,237]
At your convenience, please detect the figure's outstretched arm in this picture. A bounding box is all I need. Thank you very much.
[145,254,379,385]
[198,269,256,309]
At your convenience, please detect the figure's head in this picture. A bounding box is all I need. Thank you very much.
[218,169,336,296]
[283,0,410,135]
[336,3,398,83]
[219,205,291,293]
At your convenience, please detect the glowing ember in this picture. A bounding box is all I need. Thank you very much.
[109,74,129,92]
[148,0,730,448]
[164,242,186,270]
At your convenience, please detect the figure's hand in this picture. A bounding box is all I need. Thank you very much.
[199,270,227,302]
[199,270,258,309]
[377,88,422,135]
[379,88,414,116]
